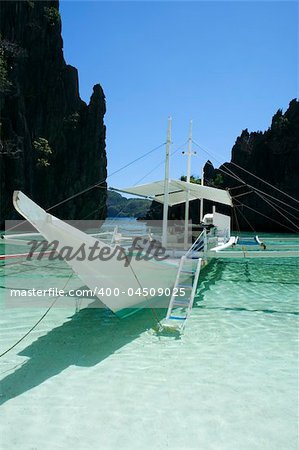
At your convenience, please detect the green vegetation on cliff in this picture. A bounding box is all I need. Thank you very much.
[0,1,107,227]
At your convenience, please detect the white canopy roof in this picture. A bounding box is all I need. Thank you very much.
[113,179,233,207]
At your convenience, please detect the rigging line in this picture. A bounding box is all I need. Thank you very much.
[104,184,151,225]
[105,145,191,327]
[234,198,298,234]
[227,184,248,191]
[221,162,299,214]
[266,198,299,223]
[122,251,162,330]
[77,212,162,330]
[0,261,47,277]
[46,142,166,212]
[193,148,249,196]
[131,265,162,330]
[211,163,299,229]
[209,161,246,186]
[210,163,250,188]
[231,190,254,199]
[5,142,166,234]
[80,206,105,221]
[245,184,299,213]
[192,139,224,164]
[106,167,161,224]
[171,139,189,156]
[192,140,245,184]
[254,192,299,222]
[0,272,74,358]
[233,206,241,234]
[0,360,26,377]
[70,196,107,226]
[254,191,299,231]
[132,140,189,185]
[193,138,299,206]
[215,163,299,221]
[230,161,299,205]
[106,141,190,225]
[234,205,256,232]
[133,159,166,185]
[216,165,249,187]
[82,195,107,220]
[0,262,68,278]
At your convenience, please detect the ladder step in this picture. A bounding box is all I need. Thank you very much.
[161,257,202,333]
[180,269,195,274]
[173,298,190,305]
[173,300,190,307]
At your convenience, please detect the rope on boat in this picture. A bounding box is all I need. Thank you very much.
[233,199,298,233]
[193,141,299,233]
[106,141,190,228]
[234,192,298,233]
[244,185,299,213]
[227,184,248,191]
[122,251,163,330]
[192,139,299,206]
[230,161,299,205]
[233,191,299,233]
[0,250,54,261]
[256,195,299,221]
[5,142,166,234]
[45,142,167,213]
[254,191,299,231]
[131,140,188,187]
[0,272,74,359]
[192,140,299,216]
[256,192,299,220]
[234,205,256,233]
[232,205,241,234]
[231,190,255,200]
[2,137,298,336]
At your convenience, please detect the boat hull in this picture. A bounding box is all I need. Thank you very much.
[12,191,179,313]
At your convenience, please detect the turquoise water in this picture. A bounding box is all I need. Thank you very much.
[0,231,298,449]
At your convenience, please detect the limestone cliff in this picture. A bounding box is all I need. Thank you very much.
[205,99,299,232]
[0,0,107,228]
[145,99,299,232]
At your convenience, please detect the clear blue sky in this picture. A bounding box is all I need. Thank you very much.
[60,1,298,188]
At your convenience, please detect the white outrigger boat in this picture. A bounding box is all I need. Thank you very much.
[2,119,299,331]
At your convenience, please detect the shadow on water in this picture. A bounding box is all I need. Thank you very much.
[1,258,297,405]
[194,259,298,315]
[0,300,166,405]
[195,258,299,305]
[199,305,299,316]
[194,259,224,304]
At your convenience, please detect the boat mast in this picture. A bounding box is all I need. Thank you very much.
[200,166,204,222]
[183,120,193,249]
[162,117,172,248]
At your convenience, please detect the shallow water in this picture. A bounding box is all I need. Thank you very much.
[0,230,298,450]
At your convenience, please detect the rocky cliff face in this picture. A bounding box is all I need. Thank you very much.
[205,99,299,232]
[0,0,107,228]
[145,99,299,232]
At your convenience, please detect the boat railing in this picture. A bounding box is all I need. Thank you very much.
[185,229,206,258]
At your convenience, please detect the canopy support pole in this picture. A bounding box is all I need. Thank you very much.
[184,120,193,249]
[200,166,204,222]
[162,117,172,248]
